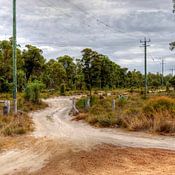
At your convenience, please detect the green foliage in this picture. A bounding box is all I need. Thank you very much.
[169,76,175,89]
[76,98,86,111]
[0,39,174,94]
[43,60,66,89]
[60,84,66,96]
[118,95,127,107]
[23,45,45,82]
[24,81,45,103]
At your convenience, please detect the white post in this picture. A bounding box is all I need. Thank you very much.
[112,99,116,111]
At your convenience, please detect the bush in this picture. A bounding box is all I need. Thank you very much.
[117,95,127,107]
[86,100,116,127]
[76,98,86,111]
[24,81,45,103]
[60,84,66,96]
[143,96,175,116]
[87,112,116,127]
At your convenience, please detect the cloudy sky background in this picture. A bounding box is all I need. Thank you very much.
[1,0,175,74]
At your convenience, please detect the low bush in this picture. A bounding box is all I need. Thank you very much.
[143,96,175,116]
[18,99,48,112]
[76,98,86,112]
[60,84,66,96]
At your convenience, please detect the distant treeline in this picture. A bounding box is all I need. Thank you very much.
[0,39,174,93]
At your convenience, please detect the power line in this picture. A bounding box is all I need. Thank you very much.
[52,0,138,40]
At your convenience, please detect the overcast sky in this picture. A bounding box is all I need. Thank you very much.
[1,0,175,74]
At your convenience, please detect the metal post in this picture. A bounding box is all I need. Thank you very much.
[13,0,17,114]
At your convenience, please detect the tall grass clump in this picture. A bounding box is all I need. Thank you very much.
[119,96,175,134]
[143,96,175,117]
[0,114,33,136]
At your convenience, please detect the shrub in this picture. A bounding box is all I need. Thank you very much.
[60,84,66,95]
[24,81,45,103]
[76,98,86,111]
[86,112,116,127]
[143,96,175,116]
[151,111,175,133]
[117,95,127,107]
[117,114,151,131]
[97,113,116,127]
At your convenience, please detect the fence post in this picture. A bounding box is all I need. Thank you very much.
[72,97,79,115]
[3,101,10,116]
[86,98,90,109]
[112,99,116,111]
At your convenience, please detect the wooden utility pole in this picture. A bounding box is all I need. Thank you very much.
[160,58,166,86]
[140,37,151,98]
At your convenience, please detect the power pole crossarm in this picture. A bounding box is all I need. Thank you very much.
[140,37,151,98]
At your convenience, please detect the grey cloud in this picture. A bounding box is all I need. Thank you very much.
[0,0,175,74]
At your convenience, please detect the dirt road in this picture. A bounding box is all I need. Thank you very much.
[0,97,175,175]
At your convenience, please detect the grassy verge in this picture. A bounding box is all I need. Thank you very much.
[75,93,175,135]
[0,113,33,136]
[0,93,48,137]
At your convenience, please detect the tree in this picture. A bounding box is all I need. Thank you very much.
[81,48,125,90]
[0,39,22,92]
[169,76,175,90]
[22,45,45,82]
[58,55,76,90]
[42,59,66,89]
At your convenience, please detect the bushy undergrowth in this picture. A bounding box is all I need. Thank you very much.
[76,94,175,134]
[143,96,175,116]
[24,81,45,103]
[18,97,48,112]
[76,96,117,127]
[118,96,175,134]
[0,114,33,136]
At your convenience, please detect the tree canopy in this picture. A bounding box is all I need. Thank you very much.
[0,39,172,93]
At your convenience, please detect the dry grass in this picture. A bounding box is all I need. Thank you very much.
[76,94,175,134]
[0,93,48,137]
[0,113,33,136]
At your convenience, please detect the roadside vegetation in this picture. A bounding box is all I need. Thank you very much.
[0,81,47,137]
[1,39,175,137]
[76,92,175,135]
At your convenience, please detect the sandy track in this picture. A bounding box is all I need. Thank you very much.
[0,97,175,175]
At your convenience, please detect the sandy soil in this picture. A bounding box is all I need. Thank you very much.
[30,145,175,175]
[0,97,175,175]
